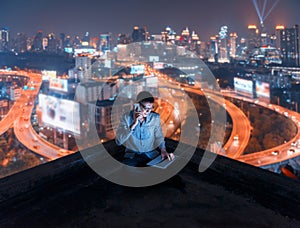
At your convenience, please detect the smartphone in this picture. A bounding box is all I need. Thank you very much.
[133,103,141,119]
[134,103,141,112]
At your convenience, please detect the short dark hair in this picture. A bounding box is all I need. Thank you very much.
[136,91,154,103]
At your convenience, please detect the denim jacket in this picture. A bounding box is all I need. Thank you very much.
[115,110,166,157]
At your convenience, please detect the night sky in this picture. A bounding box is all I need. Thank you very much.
[1,0,300,41]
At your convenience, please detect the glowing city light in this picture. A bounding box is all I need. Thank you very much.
[252,0,280,27]
[219,26,228,39]
[248,25,257,29]
[276,25,285,30]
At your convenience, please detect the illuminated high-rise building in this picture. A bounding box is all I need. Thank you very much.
[218,26,229,63]
[208,36,218,62]
[47,33,59,53]
[275,25,285,50]
[0,28,9,43]
[161,26,176,43]
[143,26,150,41]
[26,37,32,51]
[42,38,48,51]
[229,33,238,58]
[82,32,90,45]
[161,31,168,42]
[59,33,67,50]
[14,32,27,53]
[190,31,201,54]
[90,37,98,49]
[0,28,9,51]
[177,27,190,46]
[73,36,81,48]
[117,34,131,44]
[260,32,268,46]
[280,24,300,66]
[99,33,111,53]
[132,26,146,42]
[65,36,72,47]
[269,34,276,48]
[32,30,44,52]
[236,37,248,60]
[247,25,260,53]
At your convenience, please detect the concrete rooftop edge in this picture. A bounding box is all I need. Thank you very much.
[0,138,300,221]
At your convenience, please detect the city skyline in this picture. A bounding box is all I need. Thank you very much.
[1,0,300,41]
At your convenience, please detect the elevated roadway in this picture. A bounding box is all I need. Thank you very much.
[0,70,73,160]
[157,78,251,158]
[204,91,251,158]
[3,69,299,167]
[222,92,300,167]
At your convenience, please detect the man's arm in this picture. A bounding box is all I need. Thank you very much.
[153,115,165,147]
[115,113,134,146]
[154,115,174,161]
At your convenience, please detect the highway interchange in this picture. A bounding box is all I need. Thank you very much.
[0,70,73,160]
[1,70,300,168]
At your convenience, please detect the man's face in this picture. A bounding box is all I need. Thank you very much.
[140,102,154,117]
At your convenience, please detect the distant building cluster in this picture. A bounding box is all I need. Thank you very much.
[0,28,112,56]
[1,22,300,149]
[0,23,299,67]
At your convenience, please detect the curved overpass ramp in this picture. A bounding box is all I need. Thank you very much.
[223,92,300,167]
[158,80,252,158]
[0,70,73,160]
[183,87,251,159]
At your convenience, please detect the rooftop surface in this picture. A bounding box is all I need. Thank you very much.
[0,139,300,227]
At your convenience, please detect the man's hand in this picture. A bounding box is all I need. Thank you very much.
[161,148,175,161]
[135,112,144,123]
[130,112,143,131]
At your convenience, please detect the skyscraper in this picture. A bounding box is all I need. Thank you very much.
[47,33,59,53]
[117,34,131,44]
[280,24,300,66]
[161,26,176,43]
[208,36,218,62]
[32,30,44,52]
[82,32,90,45]
[99,33,111,53]
[247,25,260,54]
[60,33,66,50]
[275,25,285,50]
[14,32,27,53]
[177,27,190,46]
[190,31,201,54]
[0,28,9,51]
[218,26,229,63]
[132,26,146,42]
[229,33,238,59]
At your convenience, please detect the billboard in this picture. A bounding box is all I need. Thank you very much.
[42,70,57,81]
[256,81,270,98]
[64,47,73,54]
[146,76,158,87]
[234,77,253,95]
[38,94,80,134]
[49,78,68,92]
[149,56,159,62]
[130,65,145,74]
[153,62,165,69]
[74,47,96,55]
